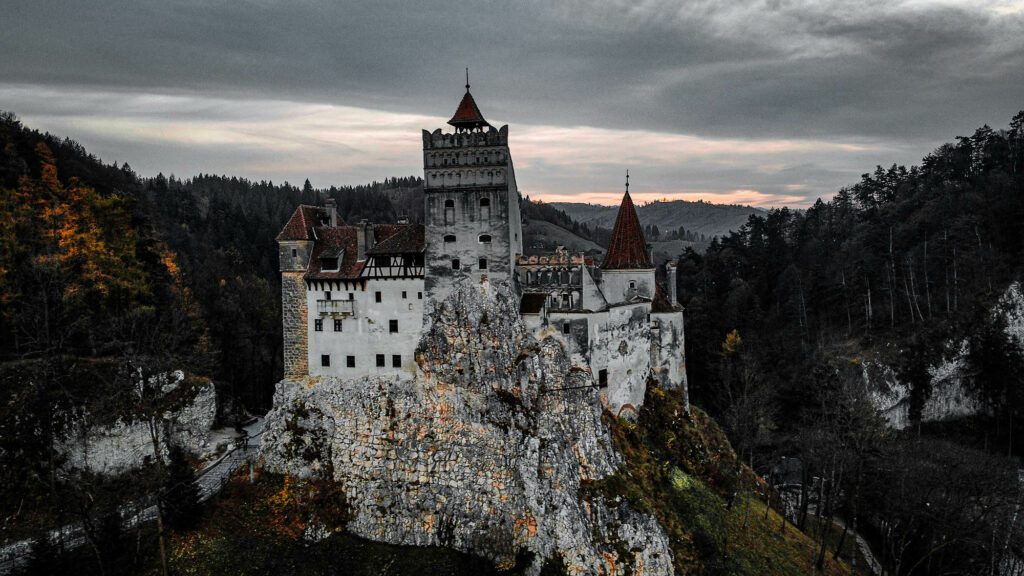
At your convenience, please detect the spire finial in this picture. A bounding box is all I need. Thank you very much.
[465,67,470,92]
[625,169,630,194]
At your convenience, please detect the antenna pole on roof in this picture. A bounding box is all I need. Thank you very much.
[465,67,470,92]
[625,169,630,194]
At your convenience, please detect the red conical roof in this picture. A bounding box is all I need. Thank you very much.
[602,191,652,269]
[448,89,491,131]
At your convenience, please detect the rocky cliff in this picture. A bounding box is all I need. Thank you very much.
[866,281,1024,429]
[261,281,674,574]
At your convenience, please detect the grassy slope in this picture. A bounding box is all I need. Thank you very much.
[587,386,854,576]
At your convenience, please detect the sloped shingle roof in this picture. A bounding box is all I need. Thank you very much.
[448,90,491,131]
[601,191,652,270]
[276,205,324,241]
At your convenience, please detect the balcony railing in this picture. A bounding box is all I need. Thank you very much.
[317,299,354,316]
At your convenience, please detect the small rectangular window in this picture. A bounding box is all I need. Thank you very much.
[599,369,608,389]
[563,322,571,334]
[334,319,342,332]
[325,291,332,301]
[375,291,382,303]
[417,292,423,299]
[376,354,386,367]
[348,292,354,300]
[452,259,460,270]
[479,258,488,270]
[389,319,399,333]
[314,319,323,332]
[346,355,355,368]
[291,248,297,258]
[321,354,330,367]
[402,291,407,299]
[392,355,401,368]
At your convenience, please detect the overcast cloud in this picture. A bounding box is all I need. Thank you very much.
[1,0,1021,206]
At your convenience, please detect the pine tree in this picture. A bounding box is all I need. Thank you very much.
[161,444,202,531]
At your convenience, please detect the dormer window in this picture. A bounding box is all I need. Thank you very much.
[321,257,339,272]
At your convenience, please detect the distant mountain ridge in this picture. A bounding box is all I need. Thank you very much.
[551,199,764,240]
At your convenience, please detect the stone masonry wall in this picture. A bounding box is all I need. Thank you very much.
[262,281,674,575]
[282,271,309,379]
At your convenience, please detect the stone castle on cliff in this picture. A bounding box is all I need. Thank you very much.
[276,83,687,417]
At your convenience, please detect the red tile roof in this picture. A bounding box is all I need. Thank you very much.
[601,191,652,270]
[277,205,325,241]
[305,223,425,280]
[368,224,425,254]
[448,90,491,130]
[306,227,362,280]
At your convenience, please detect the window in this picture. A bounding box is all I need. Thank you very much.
[348,292,354,300]
[629,281,636,289]
[402,291,407,299]
[321,257,338,271]
[392,355,402,368]
[598,369,608,389]
[417,292,423,299]
[346,355,355,367]
[376,354,386,367]
[389,319,398,333]
[291,248,297,258]
[333,319,342,332]
[478,258,488,270]
[444,199,455,208]
[479,197,490,207]
[321,354,330,367]
[325,291,332,301]
[444,234,456,243]
[562,322,571,334]
[375,291,382,303]
[314,319,323,332]
[478,234,492,243]
[452,259,460,270]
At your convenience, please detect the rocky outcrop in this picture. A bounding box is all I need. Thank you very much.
[865,281,1023,429]
[60,371,217,475]
[262,281,674,574]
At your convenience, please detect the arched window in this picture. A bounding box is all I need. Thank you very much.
[444,234,456,243]
[443,199,455,225]
[479,197,490,207]
[478,234,492,244]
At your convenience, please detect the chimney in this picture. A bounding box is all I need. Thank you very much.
[357,219,372,260]
[324,198,338,227]
[667,262,678,307]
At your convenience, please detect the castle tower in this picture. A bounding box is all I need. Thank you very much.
[421,78,523,305]
[600,175,655,304]
[277,205,328,379]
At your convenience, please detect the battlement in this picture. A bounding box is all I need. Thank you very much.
[422,126,508,149]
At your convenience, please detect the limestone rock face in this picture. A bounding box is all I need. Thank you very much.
[262,281,674,574]
[61,371,217,475]
[865,281,1024,429]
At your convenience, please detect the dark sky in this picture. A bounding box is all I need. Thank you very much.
[2,0,1021,206]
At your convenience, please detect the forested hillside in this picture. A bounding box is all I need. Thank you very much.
[553,198,761,243]
[0,110,419,411]
[677,111,1024,574]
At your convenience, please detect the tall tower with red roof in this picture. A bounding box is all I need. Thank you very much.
[421,76,523,304]
[599,174,655,305]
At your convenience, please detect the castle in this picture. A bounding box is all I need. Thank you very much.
[277,83,687,417]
